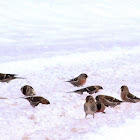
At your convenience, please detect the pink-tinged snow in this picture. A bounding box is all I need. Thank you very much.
[0,47,140,140]
[0,0,140,140]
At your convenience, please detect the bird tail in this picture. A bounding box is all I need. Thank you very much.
[0,96,33,100]
[66,91,74,93]
[20,96,26,99]
[0,97,8,99]
[118,101,123,104]
[67,91,83,95]
[64,80,70,82]
[15,77,26,79]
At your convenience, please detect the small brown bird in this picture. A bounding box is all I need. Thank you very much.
[21,85,36,96]
[65,73,88,87]
[0,73,25,83]
[121,85,140,103]
[84,95,97,118]
[67,85,103,95]
[95,95,122,107]
[22,96,50,108]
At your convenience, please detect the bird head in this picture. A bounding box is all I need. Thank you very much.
[80,73,88,79]
[41,98,50,104]
[120,85,128,92]
[95,96,99,101]
[86,95,95,103]
[98,86,103,89]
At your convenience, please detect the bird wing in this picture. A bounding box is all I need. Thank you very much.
[84,103,88,112]
[71,88,86,95]
[103,96,121,107]
[1,74,17,80]
[30,101,40,107]
[6,74,17,77]
[96,102,101,111]
[85,86,96,94]
[69,77,78,82]
[128,93,139,99]
[21,86,27,95]
[65,77,79,86]
[29,97,41,107]
[105,96,122,103]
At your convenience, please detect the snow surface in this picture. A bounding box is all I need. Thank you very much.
[0,0,140,140]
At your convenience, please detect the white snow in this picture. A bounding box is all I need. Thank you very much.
[0,0,140,140]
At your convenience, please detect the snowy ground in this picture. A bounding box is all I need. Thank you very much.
[0,0,140,140]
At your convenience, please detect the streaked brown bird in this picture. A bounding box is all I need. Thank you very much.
[65,73,88,87]
[67,85,103,95]
[0,73,25,83]
[95,95,122,107]
[84,95,97,118]
[121,85,140,103]
[21,85,36,96]
[22,96,50,108]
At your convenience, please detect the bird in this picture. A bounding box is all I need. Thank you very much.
[21,96,50,108]
[65,73,88,87]
[0,73,25,83]
[67,85,103,95]
[21,85,36,96]
[120,85,140,103]
[95,95,122,107]
[84,95,97,118]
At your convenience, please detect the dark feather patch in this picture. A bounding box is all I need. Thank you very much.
[96,102,101,111]
[22,86,27,95]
